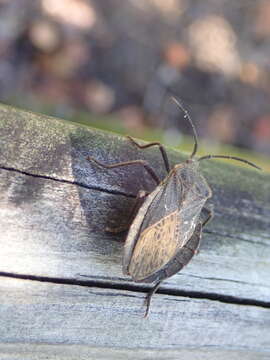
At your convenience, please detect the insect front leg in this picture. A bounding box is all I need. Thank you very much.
[201,207,214,228]
[126,136,171,173]
[192,207,213,256]
[106,190,149,234]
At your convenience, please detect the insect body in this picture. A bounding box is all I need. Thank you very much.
[87,97,260,317]
[123,160,211,282]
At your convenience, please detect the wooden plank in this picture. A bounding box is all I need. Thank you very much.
[1,346,269,360]
[0,277,269,355]
[0,103,270,356]
[0,104,269,302]
[0,168,269,303]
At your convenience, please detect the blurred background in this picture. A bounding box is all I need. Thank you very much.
[0,0,270,167]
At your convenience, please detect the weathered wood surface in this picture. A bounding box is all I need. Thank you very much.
[0,103,270,358]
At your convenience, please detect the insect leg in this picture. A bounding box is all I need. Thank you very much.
[106,191,149,234]
[87,156,161,185]
[126,136,170,173]
[201,207,214,228]
[144,281,162,318]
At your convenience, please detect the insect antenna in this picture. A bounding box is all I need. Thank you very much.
[171,97,261,170]
[198,154,261,170]
[171,97,199,159]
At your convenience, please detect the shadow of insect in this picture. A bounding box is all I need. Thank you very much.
[87,97,261,317]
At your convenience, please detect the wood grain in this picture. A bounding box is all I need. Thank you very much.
[0,103,269,357]
[0,277,269,355]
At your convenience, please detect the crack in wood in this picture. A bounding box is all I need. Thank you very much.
[204,229,270,246]
[1,271,269,309]
[0,164,136,198]
[183,273,270,288]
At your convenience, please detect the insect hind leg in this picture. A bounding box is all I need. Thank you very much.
[144,281,162,318]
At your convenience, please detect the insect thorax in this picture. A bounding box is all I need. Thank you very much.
[174,160,212,200]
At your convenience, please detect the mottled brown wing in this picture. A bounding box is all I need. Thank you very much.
[128,210,180,280]
[140,222,202,283]
[123,171,182,279]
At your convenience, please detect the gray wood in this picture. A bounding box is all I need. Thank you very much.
[1,346,269,360]
[0,103,270,357]
[0,278,269,357]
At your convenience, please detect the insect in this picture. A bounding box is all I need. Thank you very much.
[87,97,261,317]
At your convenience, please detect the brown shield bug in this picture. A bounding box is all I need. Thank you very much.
[87,97,261,317]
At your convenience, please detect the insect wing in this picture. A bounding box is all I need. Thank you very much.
[124,172,186,281]
[141,222,202,283]
[163,222,202,278]
[123,181,166,276]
